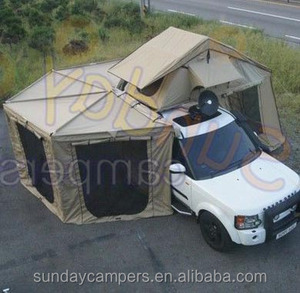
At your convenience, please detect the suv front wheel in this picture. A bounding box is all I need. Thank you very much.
[199,211,233,252]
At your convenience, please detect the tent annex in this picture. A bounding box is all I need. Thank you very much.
[109,27,285,150]
[4,61,173,224]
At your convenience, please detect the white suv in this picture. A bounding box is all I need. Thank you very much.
[162,103,300,251]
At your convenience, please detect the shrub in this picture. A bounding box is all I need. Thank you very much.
[127,17,144,34]
[79,30,89,43]
[28,26,55,54]
[71,0,98,15]
[69,15,90,27]
[28,9,45,27]
[103,16,125,29]
[63,39,89,55]
[1,22,26,44]
[118,2,140,16]
[0,8,26,44]
[0,7,15,26]
[98,27,109,42]
[40,0,62,13]
[55,5,70,21]
[7,0,23,10]
[93,6,106,23]
[103,2,145,34]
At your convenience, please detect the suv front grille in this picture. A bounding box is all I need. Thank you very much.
[264,191,300,241]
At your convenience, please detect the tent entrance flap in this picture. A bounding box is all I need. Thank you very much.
[17,123,54,203]
[75,140,149,218]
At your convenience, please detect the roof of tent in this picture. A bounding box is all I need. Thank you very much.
[109,26,270,89]
[9,60,120,103]
[4,61,169,139]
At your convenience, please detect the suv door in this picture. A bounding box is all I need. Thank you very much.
[170,138,193,207]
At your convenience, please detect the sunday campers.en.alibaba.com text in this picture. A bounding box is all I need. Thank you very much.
[33,270,267,285]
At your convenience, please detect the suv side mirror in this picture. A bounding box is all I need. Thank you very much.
[170,163,186,174]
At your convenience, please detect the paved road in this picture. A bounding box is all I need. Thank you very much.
[0,107,299,292]
[148,0,300,43]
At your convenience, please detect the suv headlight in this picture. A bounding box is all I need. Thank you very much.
[235,215,262,230]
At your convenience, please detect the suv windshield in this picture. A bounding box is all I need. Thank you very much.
[176,121,261,180]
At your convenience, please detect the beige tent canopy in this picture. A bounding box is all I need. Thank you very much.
[109,27,285,150]
[4,61,173,224]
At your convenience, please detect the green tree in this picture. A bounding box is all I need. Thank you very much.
[2,23,26,43]
[0,7,15,26]
[0,7,26,44]
[28,9,45,27]
[28,26,55,54]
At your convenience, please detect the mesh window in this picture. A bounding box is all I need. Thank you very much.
[241,87,261,121]
[75,140,149,218]
[17,124,54,203]
[228,86,262,134]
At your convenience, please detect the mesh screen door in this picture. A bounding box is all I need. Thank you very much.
[75,140,149,218]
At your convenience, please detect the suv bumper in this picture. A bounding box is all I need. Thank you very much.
[237,227,266,245]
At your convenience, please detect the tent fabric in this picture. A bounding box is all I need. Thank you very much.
[4,59,174,224]
[208,39,269,72]
[53,92,167,138]
[126,68,192,111]
[5,93,107,135]
[109,27,209,89]
[57,60,121,91]
[188,51,242,88]
[257,76,284,148]
[108,27,268,89]
[9,60,120,104]
[9,71,106,102]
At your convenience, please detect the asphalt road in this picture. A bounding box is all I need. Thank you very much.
[0,107,299,292]
[148,0,300,43]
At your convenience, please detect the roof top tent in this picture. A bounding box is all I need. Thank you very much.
[109,27,285,151]
[4,61,173,224]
